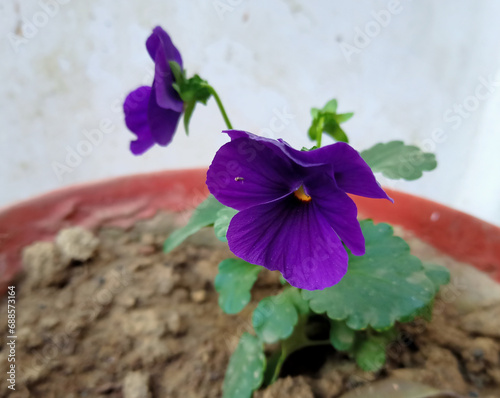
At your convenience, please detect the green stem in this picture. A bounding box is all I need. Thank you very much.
[267,317,330,385]
[270,348,287,384]
[316,117,324,148]
[316,132,322,148]
[207,86,233,129]
[307,339,331,347]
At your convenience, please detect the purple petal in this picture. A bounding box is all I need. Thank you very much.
[227,195,349,290]
[147,85,182,146]
[207,137,302,211]
[224,130,293,156]
[153,51,183,112]
[226,129,276,143]
[281,142,392,201]
[146,26,182,66]
[123,86,155,155]
[222,130,391,201]
[145,27,183,112]
[304,173,365,256]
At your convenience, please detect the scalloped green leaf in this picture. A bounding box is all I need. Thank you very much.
[354,336,386,372]
[214,207,238,242]
[329,320,356,351]
[252,288,305,344]
[361,141,437,180]
[287,288,310,315]
[416,263,449,322]
[164,195,225,253]
[422,262,450,290]
[222,333,266,398]
[302,220,439,330]
[215,259,261,314]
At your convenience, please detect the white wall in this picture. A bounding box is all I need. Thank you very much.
[1,0,499,225]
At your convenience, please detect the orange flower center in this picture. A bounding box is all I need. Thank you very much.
[294,185,311,202]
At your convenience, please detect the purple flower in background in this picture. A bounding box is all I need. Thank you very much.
[207,131,392,290]
[123,27,184,155]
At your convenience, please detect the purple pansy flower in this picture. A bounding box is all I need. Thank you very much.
[123,27,184,155]
[207,131,392,290]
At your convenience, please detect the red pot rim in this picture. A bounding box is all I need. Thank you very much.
[1,168,499,290]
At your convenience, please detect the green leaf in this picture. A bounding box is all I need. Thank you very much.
[215,259,261,314]
[214,207,239,242]
[354,336,386,372]
[286,287,310,315]
[307,117,322,141]
[329,320,356,351]
[323,99,338,113]
[422,263,450,291]
[168,60,184,84]
[361,141,437,180]
[414,300,434,322]
[378,327,398,342]
[176,74,212,104]
[174,74,212,134]
[183,101,196,135]
[253,288,304,344]
[301,145,318,151]
[163,195,225,252]
[222,333,266,398]
[334,112,354,123]
[414,263,449,322]
[323,114,349,143]
[302,220,438,330]
[310,107,320,118]
[307,99,352,143]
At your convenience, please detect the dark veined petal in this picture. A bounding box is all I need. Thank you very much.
[123,86,155,155]
[206,137,302,211]
[225,129,278,144]
[304,172,365,256]
[226,195,349,290]
[146,26,183,112]
[224,130,293,158]
[281,142,392,202]
[147,84,182,146]
[224,131,391,202]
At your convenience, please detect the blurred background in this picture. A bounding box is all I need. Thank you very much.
[1,0,499,225]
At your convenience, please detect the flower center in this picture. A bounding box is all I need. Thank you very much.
[294,185,311,202]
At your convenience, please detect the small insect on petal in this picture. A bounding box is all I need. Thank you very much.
[235,177,244,182]
[294,185,311,202]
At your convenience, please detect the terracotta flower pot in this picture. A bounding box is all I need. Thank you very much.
[1,168,499,291]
